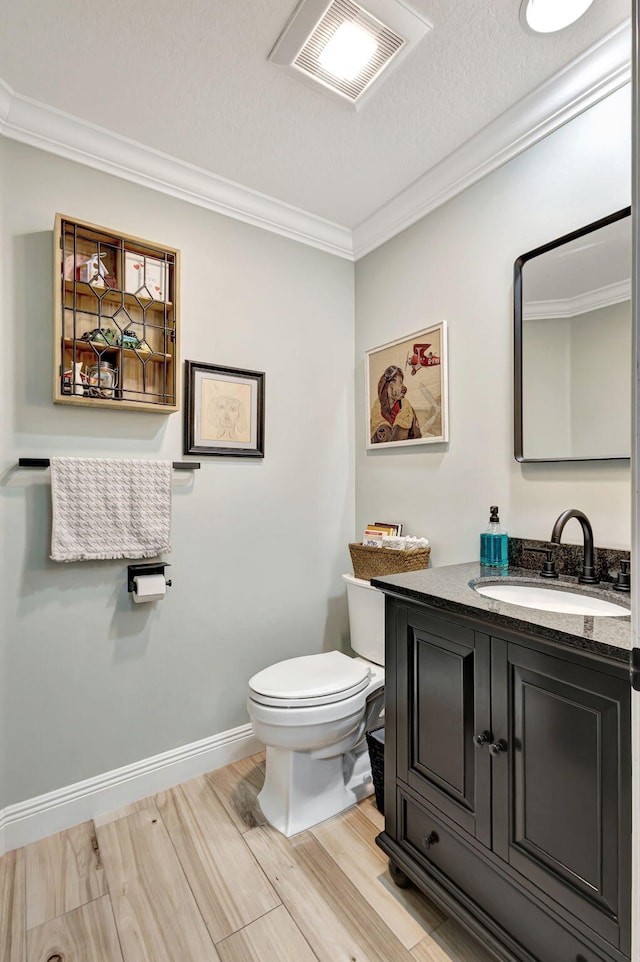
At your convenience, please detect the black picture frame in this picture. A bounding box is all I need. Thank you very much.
[184,360,265,458]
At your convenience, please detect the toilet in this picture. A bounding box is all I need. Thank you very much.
[247,573,385,837]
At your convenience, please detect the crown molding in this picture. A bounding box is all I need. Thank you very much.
[0,22,632,263]
[523,277,631,320]
[353,21,632,259]
[0,78,354,260]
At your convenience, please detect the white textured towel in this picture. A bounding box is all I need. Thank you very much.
[50,458,172,562]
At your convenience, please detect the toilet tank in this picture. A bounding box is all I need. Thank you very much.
[342,573,385,666]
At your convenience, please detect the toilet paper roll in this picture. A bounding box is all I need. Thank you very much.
[133,573,166,603]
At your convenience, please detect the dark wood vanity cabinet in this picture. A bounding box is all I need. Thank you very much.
[395,606,493,846]
[379,598,631,962]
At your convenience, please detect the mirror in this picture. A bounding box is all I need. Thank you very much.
[514,207,631,462]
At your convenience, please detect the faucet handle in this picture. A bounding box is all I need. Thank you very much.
[523,545,559,579]
[612,559,631,593]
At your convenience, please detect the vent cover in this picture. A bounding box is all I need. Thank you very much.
[269,0,432,107]
[294,0,404,102]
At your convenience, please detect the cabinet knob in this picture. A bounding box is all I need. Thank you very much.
[473,731,491,747]
[423,831,439,850]
[489,739,507,756]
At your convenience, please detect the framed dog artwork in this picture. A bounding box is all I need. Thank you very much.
[184,360,265,457]
[365,321,449,449]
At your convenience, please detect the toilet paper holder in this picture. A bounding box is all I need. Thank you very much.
[127,562,172,595]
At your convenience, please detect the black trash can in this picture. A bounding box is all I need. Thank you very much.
[365,726,385,814]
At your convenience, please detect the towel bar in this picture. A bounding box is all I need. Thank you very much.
[17,457,200,471]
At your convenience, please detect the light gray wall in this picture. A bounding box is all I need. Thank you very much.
[0,83,633,812]
[0,139,355,807]
[355,85,632,561]
[522,299,631,460]
[522,316,571,459]
[570,300,632,457]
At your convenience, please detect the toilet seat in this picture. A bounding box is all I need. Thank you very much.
[249,650,371,708]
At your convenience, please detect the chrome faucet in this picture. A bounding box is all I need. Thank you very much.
[549,509,598,584]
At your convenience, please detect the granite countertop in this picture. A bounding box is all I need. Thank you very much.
[371,562,633,664]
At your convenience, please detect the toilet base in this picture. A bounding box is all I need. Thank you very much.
[258,744,373,837]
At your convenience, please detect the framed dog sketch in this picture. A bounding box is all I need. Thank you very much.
[184,360,265,457]
[365,321,448,449]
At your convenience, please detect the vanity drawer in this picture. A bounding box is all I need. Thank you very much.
[398,791,618,962]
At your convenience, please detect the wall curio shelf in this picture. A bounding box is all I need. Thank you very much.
[54,214,180,413]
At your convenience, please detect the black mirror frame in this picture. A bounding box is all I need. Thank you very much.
[514,206,631,463]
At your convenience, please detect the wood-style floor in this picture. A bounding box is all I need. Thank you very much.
[0,753,495,962]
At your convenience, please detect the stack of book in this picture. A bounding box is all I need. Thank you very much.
[363,522,402,547]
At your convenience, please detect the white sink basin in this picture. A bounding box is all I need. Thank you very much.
[474,583,629,617]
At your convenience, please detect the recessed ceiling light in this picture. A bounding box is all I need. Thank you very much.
[318,21,378,81]
[520,0,595,34]
[269,0,432,107]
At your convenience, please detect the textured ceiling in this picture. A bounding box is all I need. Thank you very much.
[0,0,631,227]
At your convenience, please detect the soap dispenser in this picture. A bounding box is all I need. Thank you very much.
[480,506,509,569]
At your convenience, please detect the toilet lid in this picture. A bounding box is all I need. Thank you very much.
[249,651,371,707]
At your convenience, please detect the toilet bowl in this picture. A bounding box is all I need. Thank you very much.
[247,574,385,837]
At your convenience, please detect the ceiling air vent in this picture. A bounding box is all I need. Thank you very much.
[269,0,432,107]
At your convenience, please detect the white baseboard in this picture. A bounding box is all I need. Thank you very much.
[0,723,263,855]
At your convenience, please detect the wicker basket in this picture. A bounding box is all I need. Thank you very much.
[349,542,430,581]
[366,726,385,814]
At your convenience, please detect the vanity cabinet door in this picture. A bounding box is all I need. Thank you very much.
[491,639,631,953]
[395,605,492,846]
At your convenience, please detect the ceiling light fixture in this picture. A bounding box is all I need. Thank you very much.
[520,0,596,34]
[269,0,432,107]
[318,21,378,81]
